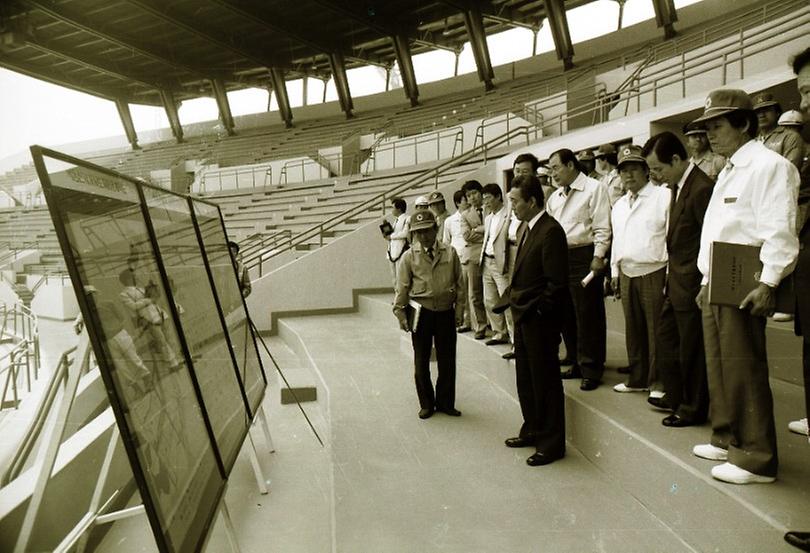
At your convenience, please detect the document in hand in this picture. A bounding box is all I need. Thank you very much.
[708,241,794,313]
[406,299,422,333]
[379,220,394,237]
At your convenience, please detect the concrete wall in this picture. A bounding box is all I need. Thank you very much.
[30,279,78,321]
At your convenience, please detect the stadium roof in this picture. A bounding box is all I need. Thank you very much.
[0,0,678,140]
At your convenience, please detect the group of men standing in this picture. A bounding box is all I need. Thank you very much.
[388,49,810,537]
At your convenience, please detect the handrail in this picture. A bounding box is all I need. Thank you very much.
[241,229,293,262]
[198,164,273,194]
[247,125,536,273]
[279,152,357,185]
[363,126,465,174]
[0,346,75,486]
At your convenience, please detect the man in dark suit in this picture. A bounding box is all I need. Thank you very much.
[502,174,569,467]
[643,132,714,427]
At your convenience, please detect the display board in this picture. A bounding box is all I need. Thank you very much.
[31,146,266,553]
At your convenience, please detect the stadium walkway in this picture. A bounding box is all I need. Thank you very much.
[216,293,808,553]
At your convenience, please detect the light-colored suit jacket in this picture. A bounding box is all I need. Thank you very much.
[479,207,510,274]
[460,207,484,264]
[387,213,410,261]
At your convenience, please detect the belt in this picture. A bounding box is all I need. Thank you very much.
[507,240,517,246]
[483,253,495,259]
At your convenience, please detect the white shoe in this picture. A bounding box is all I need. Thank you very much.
[788,418,809,436]
[648,390,665,399]
[613,383,649,393]
[771,312,794,322]
[692,443,728,461]
[711,462,775,484]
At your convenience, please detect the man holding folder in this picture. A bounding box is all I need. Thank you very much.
[692,88,800,484]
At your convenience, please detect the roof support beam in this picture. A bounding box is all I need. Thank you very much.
[543,0,574,70]
[115,99,139,150]
[160,90,184,143]
[269,68,293,128]
[462,5,495,90]
[210,79,235,136]
[329,52,353,118]
[392,34,419,107]
[651,0,678,39]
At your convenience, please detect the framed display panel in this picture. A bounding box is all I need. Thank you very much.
[191,199,267,414]
[29,146,252,553]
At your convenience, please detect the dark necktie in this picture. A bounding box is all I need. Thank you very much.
[476,208,483,222]
[668,183,677,215]
[426,246,434,261]
[564,185,571,196]
[628,193,638,208]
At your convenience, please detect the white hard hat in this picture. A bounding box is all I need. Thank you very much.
[778,109,804,127]
[414,195,429,207]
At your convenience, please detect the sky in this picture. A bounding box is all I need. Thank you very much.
[0,0,703,165]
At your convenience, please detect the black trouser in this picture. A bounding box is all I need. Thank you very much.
[804,339,810,425]
[515,309,565,455]
[656,297,708,422]
[411,307,457,411]
[561,244,606,379]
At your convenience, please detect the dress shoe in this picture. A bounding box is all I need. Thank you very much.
[418,408,433,419]
[579,378,600,391]
[692,443,728,461]
[456,325,471,333]
[560,366,582,379]
[647,395,673,411]
[485,337,509,346]
[526,451,563,466]
[785,531,810,551]
[711,462,775,484]
[616,365,631,374]
[501,350,515,360]
[505,436,534,448]
[789,417,809,436]
[474,330,487,340]
[772,312,794,322]
[559,357,575,366]
[662,414,694,427]
[439,407,462,416]
[613,383,648,393]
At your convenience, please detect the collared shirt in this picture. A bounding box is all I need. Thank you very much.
[611,183,670,278]
[546,172,612,257]
[393,240,466,314]
[484,204,507,256]
[697,140,799,287]
[599,168,624,207]
[442,210,466,255]
[758,126,804,170]
[507,215,521,242]
[673,162,696,202]
[387,213,410,260]
[691,151,726,181]
[527,209,545,230]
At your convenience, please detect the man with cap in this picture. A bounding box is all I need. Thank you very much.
[394,209,466,419]
[595,143,624,207]
[427,191,449,239]
[753,92,804,170]
[547,149,612,391]
[643,131,714,427]
[577,149,599,180]
[684,126,726,181]
[610,145,671,399]
[460,180,489,339]
[691,88,799,485]
[414,195,430,211]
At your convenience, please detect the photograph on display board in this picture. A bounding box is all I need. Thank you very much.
[30,146,252,553]
[192,199,266,414]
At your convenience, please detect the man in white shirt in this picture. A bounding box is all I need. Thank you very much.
[609,145,670,398]
[385,197,410,287]
[479,183,512,346]
[547,149,612,391]
[691,88,800,485]
[442,189,472,332]
[595,143,624,207]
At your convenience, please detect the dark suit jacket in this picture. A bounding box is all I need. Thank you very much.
[795,211,810,337]
[508,212,569,324]
[666,165,714,310]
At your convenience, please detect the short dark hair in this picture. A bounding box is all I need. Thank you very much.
[452,189,466,207]
[392,197,406,212]
[549,148,582,173]
[723,110,759,139]
[511,174,545,207]
[791,47,810,75]
[595,152,618,166]
[227,240,240,252]
[462,180,483,194]
[642,132,688,165]
[481,183,503,200]
[513,153,539,171]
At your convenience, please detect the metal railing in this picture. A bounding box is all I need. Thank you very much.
[0,302,41,412]
[362,126,464,174]
[473,113,542,150]
[246,124,537,274]
[242,230,295,277]
[198,164,273,194]
[279,152,356,185]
